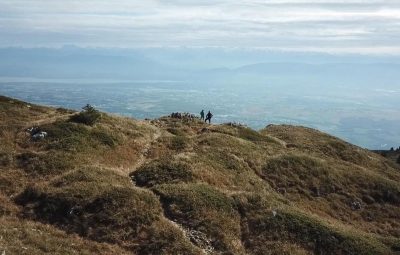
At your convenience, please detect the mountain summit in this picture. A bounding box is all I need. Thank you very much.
[0,95,399,255]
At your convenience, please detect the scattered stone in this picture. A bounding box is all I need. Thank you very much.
[224,122,247,128]
[26,126,39,135]
[350,201,362,210]
[32,131,47,140]
[26,127,48,140]
[272,210,277,217]
[186,229,214,254]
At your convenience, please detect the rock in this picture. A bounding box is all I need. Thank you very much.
[187,229,214,253]
[350,201,362,210]
[32,131,47,140]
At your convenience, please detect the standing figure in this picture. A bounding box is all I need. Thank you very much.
[205,111,213,124]
[200,110,205,120]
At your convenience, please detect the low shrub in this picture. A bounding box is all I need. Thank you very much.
[0,152,12,167]
[70,104,101,126]
[243,209,390,255]
[238,127,270,142]
[15,168,163,250]
[91,129,120,147]
[41,121,120,151]
[154,183,242,253]
[136,219,200,255]
[131,160,193,187]
[168,136,188,151]
[262,154,336,197]
[16,151,73,176]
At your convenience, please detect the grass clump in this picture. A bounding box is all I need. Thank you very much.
[236,194,391,255]
[262,125,372,166]
[168,136,189,151]
[0,216,131,255]
[0,151,13,167]
[41,121,120,151]
[242,209,390,255]
[91,129,120,147]
[154,183,244,254]
[167,127,187,136]
[131,159,194,187]
[16,151,73,176]
[237,126,274,143]
[262,154,336,197]
[15,167,162,249]
[154,183,236,216]
[137,219,201,255]
[15,167,204,254]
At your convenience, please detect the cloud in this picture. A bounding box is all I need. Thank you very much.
[0,0,399,54]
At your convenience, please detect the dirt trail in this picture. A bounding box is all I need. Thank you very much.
[126,124,210,255]
[129,124,161,174]
[24,112,75,129]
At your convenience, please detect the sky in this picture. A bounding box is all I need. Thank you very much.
[0,0,400,54]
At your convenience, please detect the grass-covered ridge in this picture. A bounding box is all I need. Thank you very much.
[1,95,399,254]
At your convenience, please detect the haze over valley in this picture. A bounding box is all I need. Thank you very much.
[0,47,399,149]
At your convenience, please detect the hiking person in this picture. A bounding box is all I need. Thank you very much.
[205,111,213,124]
[200,110,205,120]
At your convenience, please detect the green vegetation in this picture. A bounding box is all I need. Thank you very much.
[0,216,131,255]
[237,126,277,143]
[261,154,336,197]
[70,104,101,126]
[235,193,391,255]
[1,97,399,254]
[132,159,194,187]
[243,209,390,255]
[154,183,244,254]
[40,120,121,152]
[15,167,199,254]
[16,151,73,176]
[169,135,189,151]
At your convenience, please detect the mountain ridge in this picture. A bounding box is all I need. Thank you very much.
[0,95,399,254]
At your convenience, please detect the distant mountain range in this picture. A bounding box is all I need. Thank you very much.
[0,47,399,89]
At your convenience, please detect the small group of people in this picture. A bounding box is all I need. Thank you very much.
[200,110,213,124]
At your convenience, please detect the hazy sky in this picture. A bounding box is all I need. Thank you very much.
[1,0,400,54]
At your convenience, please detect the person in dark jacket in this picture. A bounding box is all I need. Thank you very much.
[205,111,213,124]
[200,110,205,120]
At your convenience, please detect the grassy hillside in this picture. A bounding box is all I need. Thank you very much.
[1,95,399,254]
